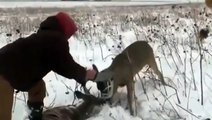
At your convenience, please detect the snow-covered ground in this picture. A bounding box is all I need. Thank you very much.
[0,2,212,120]
[0,0,205,2]
[0,1,203,8]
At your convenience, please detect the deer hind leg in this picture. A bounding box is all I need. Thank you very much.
[148,55,166,85]
[126,81,136,116]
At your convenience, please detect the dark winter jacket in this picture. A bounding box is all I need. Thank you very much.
[0,13,86,91]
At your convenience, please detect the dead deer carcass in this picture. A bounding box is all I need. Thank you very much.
[95,41,165,115]
[42,91,105,120]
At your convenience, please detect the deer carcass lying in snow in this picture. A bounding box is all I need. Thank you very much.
[42,91,105,120]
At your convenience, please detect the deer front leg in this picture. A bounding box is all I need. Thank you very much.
[127,81,136,116]
[109,92,120,106]
[108,83,119,106]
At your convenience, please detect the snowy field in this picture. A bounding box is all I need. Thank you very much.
[0,2,212,120]
[0,1,203,8]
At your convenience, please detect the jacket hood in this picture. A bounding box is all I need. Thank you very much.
[38,12,78,40]
[56,12,78,40]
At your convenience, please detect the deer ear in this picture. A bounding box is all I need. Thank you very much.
[94,69,113,82]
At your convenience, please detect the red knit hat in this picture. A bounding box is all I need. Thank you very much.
[56,12,78,39]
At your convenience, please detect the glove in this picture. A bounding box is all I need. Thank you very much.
[85,64,98,81]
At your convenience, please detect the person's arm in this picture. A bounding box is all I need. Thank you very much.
[51,39,87,86]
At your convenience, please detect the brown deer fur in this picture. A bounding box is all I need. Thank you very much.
[42,91,105,120]
[95,41,165,115]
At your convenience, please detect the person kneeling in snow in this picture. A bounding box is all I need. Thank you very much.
[0,12,97,120]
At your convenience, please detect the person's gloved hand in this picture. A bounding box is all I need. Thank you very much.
[85,64,98,81]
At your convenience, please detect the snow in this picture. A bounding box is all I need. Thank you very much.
[0,0,205,2]
[0,1,203,8]
[0,2,211,120]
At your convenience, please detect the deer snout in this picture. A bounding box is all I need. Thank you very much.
[96,81,107,93]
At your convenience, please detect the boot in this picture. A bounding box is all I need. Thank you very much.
[27,101,43,120]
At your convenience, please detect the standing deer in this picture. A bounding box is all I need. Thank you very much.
[94,41,165,115]
[42,91,105,120]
